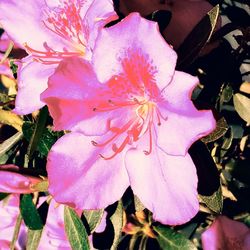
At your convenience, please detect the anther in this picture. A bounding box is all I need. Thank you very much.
[91,141,98,146]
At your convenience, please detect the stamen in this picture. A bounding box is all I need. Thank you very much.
[143,108,153,155]
[92,119,135,147]
[43,0,87,48]
[24,42,81,65]
[156,107,167,121]
[100,136,130,160]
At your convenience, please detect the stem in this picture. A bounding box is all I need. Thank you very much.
[10,214,22,250]
[138,235,148,250]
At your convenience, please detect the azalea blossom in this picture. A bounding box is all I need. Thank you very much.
[42,13,215,225]
[0,0,118,114]
[202,216,250,250]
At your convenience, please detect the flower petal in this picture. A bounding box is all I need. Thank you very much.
[202,216,250,250]
[38,200,71,249]
[42,57,132,135]
[0,166,41,194]
[47,132,129,210]
[84,0,118,56]
[0,0,69,51]
[93,13,177,90]
[125,145,199,225]
[0,194,27,249]
[14,59,55,114]
[156,71,216,156]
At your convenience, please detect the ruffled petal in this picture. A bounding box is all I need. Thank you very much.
[0,0,69,51]
[42,57,132,135]
[156,71,216,156]
[14,59,55,114]
[47,132,129,210]
[93,13,177,90]
[125,145,199,225]
[83,0,118,55]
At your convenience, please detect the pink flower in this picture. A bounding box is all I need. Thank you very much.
[0,164,42,193]
[202,216,250,250]
[42,13,215,225]
[0,53,13,78]
[0,0,118,114]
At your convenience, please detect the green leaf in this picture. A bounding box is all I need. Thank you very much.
[177,4,220,70]
[153,225,197,250]
[221,85,233,103]
[20,194,43,230]
[134,195,145,212]
[10,60,18,76]
[200,185,223,213]
[83,209,104,233]
[26,229,43,250]
[202,117,228,143]
[64,206,90,250]
[0,93,10,104]
[110,200,123,250]
[24,107,48,164]
[0,193,9,201]
[233,93,250,123]
[23,121,63,158]
[0,131,23,157]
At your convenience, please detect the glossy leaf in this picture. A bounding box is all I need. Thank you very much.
[26,229,43,250]
[153,225,197,250]
[110,200,123,250]
[20,194,43,230]
[233,93,250,123]
[64,206,90,250]
[0,131,23,156]
[240,82,250,95]
[177,4,220,70]
[24,107,48,161]
[134,195,145,212]
[202,117,228,143]
[23,121,63,158]
[83,209,104,233]
[0,192,9,200]
[200,185,223,213]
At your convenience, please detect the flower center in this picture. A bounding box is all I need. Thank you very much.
[91,49,165,160]
[91,97,166,160]
[24,0,86,64]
